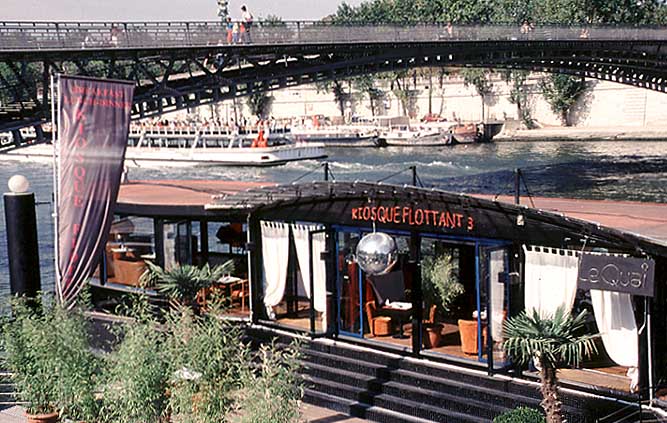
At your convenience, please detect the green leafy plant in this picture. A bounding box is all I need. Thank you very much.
[539,75,586,126]
[101,310,168,423]
[163,304,249,422]
[144,261,235,311]
[494,407,546,423]
[422,252,465,316]
[2,296,100,420]
[316,79,353,117]
[502,306,598,423]
[501,69,535,129]
[239,340,303,423]
[462,68,493,122]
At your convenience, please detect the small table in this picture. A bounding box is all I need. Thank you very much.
[381,301,412,339]
[110,247,135,260]
[215,276,248,312]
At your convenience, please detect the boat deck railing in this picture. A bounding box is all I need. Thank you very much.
[128,124,291,138]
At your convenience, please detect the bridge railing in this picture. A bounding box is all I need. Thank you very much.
[1,21,666,51]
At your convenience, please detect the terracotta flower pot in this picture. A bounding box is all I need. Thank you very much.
[423,323,443,348]
[26,411,59,423]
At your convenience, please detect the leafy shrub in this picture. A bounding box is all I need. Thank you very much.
[2,296,100,420]
[238,340,303,423]
[101,311,168,423]
[494,407,546,423]
[163,304,249,422]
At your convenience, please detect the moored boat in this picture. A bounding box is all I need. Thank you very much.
[449,121,505,144]
[379,125,452,147]
[450,122,480,144]
[291,126,382,147]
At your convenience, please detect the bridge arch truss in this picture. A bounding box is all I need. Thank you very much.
[1,22,667,142]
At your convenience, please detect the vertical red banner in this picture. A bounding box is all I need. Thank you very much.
[57,75,135,305]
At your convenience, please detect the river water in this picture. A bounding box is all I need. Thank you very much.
[1,140,666,295]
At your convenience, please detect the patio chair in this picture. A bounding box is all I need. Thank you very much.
[365,301,393,337]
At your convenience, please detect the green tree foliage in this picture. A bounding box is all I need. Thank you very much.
[101,317,168,423]
[317,79,352,117]
[163,306,250,422]
[461,68,493,121]
[501,69,535,128]
[144,261,235,311]
[331,0,667,128]
[421,252,464,314]
[354,75,385,116]
[102,294,303,423]
[391,70,419,117]
[333,0,496,24]
[246,91,275,119]
[539,74,586,126]
[502,306,598,423]
[239,341,303,423]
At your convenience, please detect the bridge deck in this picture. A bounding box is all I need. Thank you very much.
[1,21,666,53]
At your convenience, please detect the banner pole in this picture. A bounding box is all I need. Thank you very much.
[51,73,62,303]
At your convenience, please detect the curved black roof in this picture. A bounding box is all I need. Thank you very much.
[206,180,667,258]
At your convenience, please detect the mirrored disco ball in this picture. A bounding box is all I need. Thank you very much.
[355,232,398,275]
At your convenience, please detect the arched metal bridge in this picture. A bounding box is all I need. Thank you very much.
[1,21,667,142]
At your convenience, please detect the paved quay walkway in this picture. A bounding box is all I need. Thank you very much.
[496,124,667,141]
[0,403,368,422]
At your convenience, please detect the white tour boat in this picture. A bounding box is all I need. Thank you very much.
[2,134,326,167]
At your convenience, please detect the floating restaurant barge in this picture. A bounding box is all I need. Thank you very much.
[93,179,667,422]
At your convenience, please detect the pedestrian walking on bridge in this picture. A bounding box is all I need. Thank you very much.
[241,4,253,43]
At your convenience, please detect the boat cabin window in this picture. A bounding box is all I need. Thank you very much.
[97,216,156,288]
[259,221,330,334]
[335,228,414,352]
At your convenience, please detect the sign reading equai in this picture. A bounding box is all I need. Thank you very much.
[350,205,475,231]
[578,253,655,297]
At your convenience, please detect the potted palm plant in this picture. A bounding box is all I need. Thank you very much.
[143,261,234,313]
[502,306,598,423]
[421,252,464,348]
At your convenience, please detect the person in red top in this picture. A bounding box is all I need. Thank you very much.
[252,121,267,148]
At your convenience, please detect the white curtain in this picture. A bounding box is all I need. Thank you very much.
[591,289,638,369]
[489,249,506,342]
[291,224,313,299]
[261,221,290,318]
[523,245,579,317]
[291,224,327,313]
[311,232,327,315]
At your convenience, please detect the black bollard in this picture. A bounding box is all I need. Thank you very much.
[4,176,41,297]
